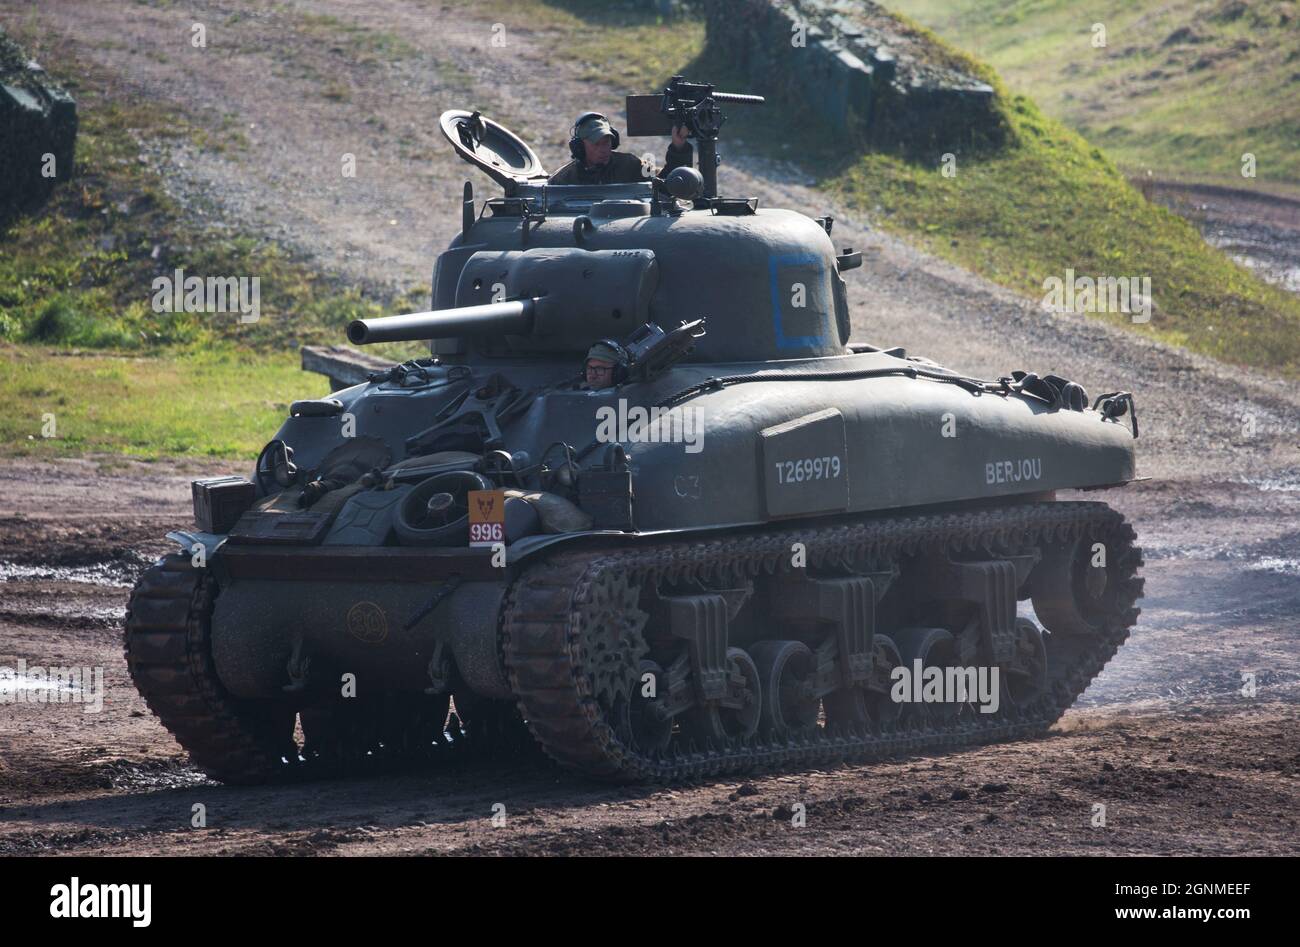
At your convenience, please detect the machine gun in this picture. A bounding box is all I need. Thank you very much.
[626,76,764,199]
[623,318,707,382]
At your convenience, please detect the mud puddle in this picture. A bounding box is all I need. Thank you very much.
[0,561,137,587]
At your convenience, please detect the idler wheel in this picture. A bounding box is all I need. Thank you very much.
[750,640,819,735]
[1031,534,1120,635]
[394,470,493,546]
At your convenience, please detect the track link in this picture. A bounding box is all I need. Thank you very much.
[502,501,1143,781]
[124,554,295,784]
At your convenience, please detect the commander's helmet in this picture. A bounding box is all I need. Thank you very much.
[569,112,621,160]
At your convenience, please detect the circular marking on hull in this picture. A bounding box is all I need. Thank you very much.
[347,601,389,644]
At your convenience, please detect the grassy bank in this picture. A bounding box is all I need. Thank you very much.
[0,80,413,352]
[889,0,1300,194]
[0,345,320,459]
[831,85,1300,371]
[822,11,1300,374]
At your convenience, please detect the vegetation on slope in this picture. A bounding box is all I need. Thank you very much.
[889,0,1300,194]
[0,24,425,458]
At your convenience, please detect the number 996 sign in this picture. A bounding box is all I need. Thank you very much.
[468,490,506,547]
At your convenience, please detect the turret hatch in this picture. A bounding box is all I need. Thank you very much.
[439,110,548,192]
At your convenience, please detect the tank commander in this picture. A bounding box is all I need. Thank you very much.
[550,112,693,186]
[584,339,630,390]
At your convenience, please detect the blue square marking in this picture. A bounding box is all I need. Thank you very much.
[768,254,828,350]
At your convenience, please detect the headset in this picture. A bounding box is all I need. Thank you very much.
[568,112,620,161]
[587,338,631,385]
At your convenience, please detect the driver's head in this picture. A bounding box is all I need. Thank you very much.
[585,340,627,389]
[576,114,615,166]
[585,357,616,388]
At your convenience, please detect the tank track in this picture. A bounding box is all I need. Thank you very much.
[124,555,296,784]
[124,554,482,784]
[502,501,1143,781]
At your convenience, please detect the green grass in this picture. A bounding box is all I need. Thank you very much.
[0,345,323,459]
[0,22,427,355]
[297,12,419,64]
[832,90,1300,370]
[890,0,1300,194]
[459,0,707,91]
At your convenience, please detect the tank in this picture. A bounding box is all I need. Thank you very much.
[124,79,1143,784]
[1,27,77,218]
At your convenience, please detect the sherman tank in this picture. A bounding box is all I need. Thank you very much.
[124,78,1143,784]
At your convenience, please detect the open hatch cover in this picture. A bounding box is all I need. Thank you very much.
[439,109,549,192]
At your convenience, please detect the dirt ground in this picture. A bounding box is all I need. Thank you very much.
[0,455,1294,853]
[1,0,1298,855]
[1146,181,1300,296]
[2,459,1298,856]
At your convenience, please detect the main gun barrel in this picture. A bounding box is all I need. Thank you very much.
[346,297,537,345]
